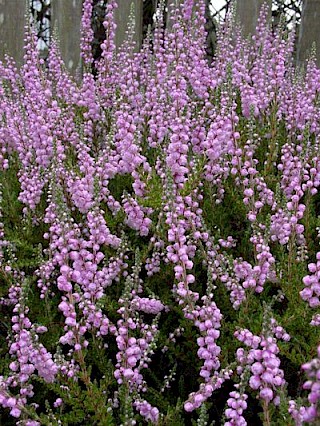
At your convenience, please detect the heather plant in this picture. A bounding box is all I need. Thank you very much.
[0,1,319,425]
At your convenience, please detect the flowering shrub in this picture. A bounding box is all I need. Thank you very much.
[0,1,319,425]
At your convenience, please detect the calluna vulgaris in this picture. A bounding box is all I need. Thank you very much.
[0,0,319,424]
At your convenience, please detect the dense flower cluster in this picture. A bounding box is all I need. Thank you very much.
[0,0,319,424]
[235,328,287,405]
[289,345,320,424]
[301,253,320,312]
[224,391,248,426]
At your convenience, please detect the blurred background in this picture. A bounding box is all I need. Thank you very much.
[0,1,315,73]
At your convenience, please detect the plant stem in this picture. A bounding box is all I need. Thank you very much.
[263,400,271,426]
